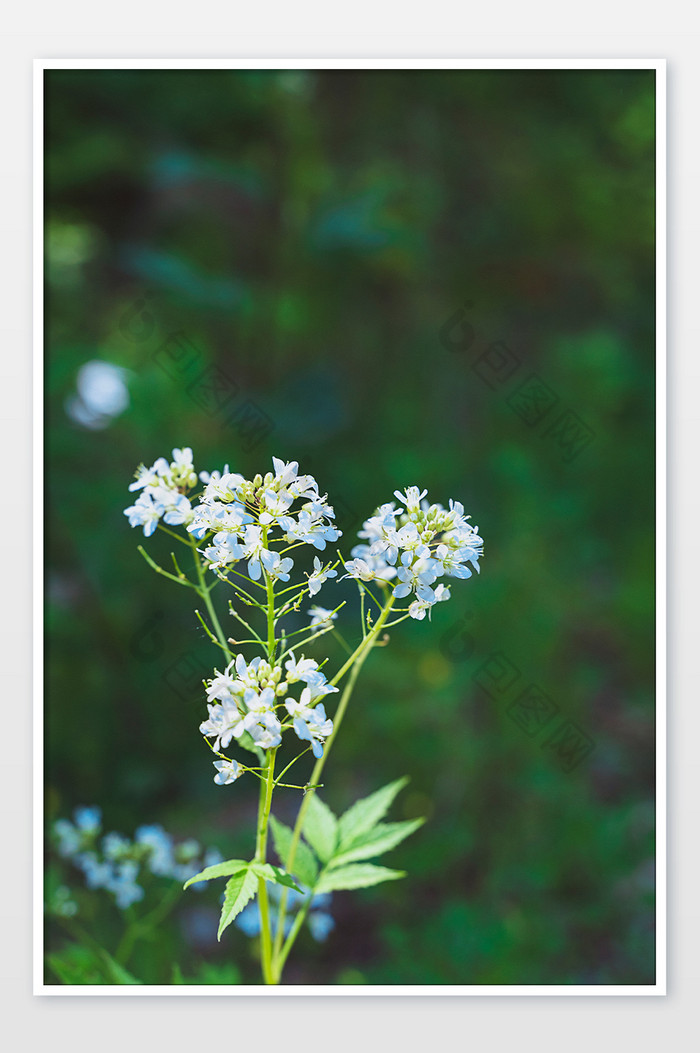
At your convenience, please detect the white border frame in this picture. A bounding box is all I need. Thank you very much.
[33,57,666,997]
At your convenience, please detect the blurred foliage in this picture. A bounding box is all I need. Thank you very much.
[44,68,656,985]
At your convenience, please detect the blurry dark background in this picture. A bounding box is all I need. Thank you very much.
[44,68,656,985]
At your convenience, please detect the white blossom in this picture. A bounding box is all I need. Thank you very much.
[285,700,333,758]
[307,556,337,596]
[308,605,337,629]
[346,486,484,616]
[213,759,242,785]
[260,549,294,582]
[123,491,161,537]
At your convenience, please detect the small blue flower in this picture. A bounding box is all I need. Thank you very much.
[234,883,334,943]
[136,824,175,877]
[76,852,113,891]
[307,911,335,942]
[102,832,131,860]
[53,818,81,858]
[73,806,102,833]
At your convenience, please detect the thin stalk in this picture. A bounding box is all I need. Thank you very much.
[137,546,194,589]
[327,596,392,689]
[155,522,193,547]
[274,898,312,976]
[255,525,278,985]
[190,539,230,661]
[270,595,395,978]
[217,573,266,608]
[255,748,277,985]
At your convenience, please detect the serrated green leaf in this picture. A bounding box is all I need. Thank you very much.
[217,866,258,940]
[251,862,303,892]
[183,859,249,889]
[329,818,424,868]
[302,793,338,863]
[337,777,409,848]
[316,863,406,893]
[270,815,319,887]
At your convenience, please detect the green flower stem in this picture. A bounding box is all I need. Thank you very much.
[266,584,276,659]
[255,746,278,984]
[256,527,278,985]
[274,894,312,977]
[270,593,395,978]
[327,593,395,690]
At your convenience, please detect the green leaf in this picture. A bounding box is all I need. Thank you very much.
[217,866,258,940]
[302,793,338,863]
[329,818,424,868]
[251,862,303,892]
[47,946,105,985]
[337,777,409,849]
[316,863,406,893]
[99,950,142,985]
[183,859,248,889]
[174,962,242,985]
[46,943,142,986]
[270,815,319,887]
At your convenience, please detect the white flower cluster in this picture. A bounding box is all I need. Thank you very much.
[187,457,341,575]
[200,652,338,777]
[344,486,484,620]
[123,447,197,537]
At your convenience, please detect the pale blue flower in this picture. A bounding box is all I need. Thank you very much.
[77,852,113,890]
[213,759,242,785]
[258,489,294,525]
[199,698,243,752]
[103,860,145,909]
[284,652,320,683]
[308,605,338,629]
[74,806,102,832]
[49,885,79,918]
[123,491,161,537]
[307,556,337,596]
[136,825,175,877]
[53,819,82,858]
[102,832,131,860]
[158,491,193,527]
[393,486,428,512]
[129,458,169,492]
[286,700,333,758]
[241,524,265,579]
[260,549,294,582]
[235,881,333,942]
[308,910,335,942]
[236,710,282,750]
[300,675,339,702]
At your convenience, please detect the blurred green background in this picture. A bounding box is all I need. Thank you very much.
[44,68,656,985]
